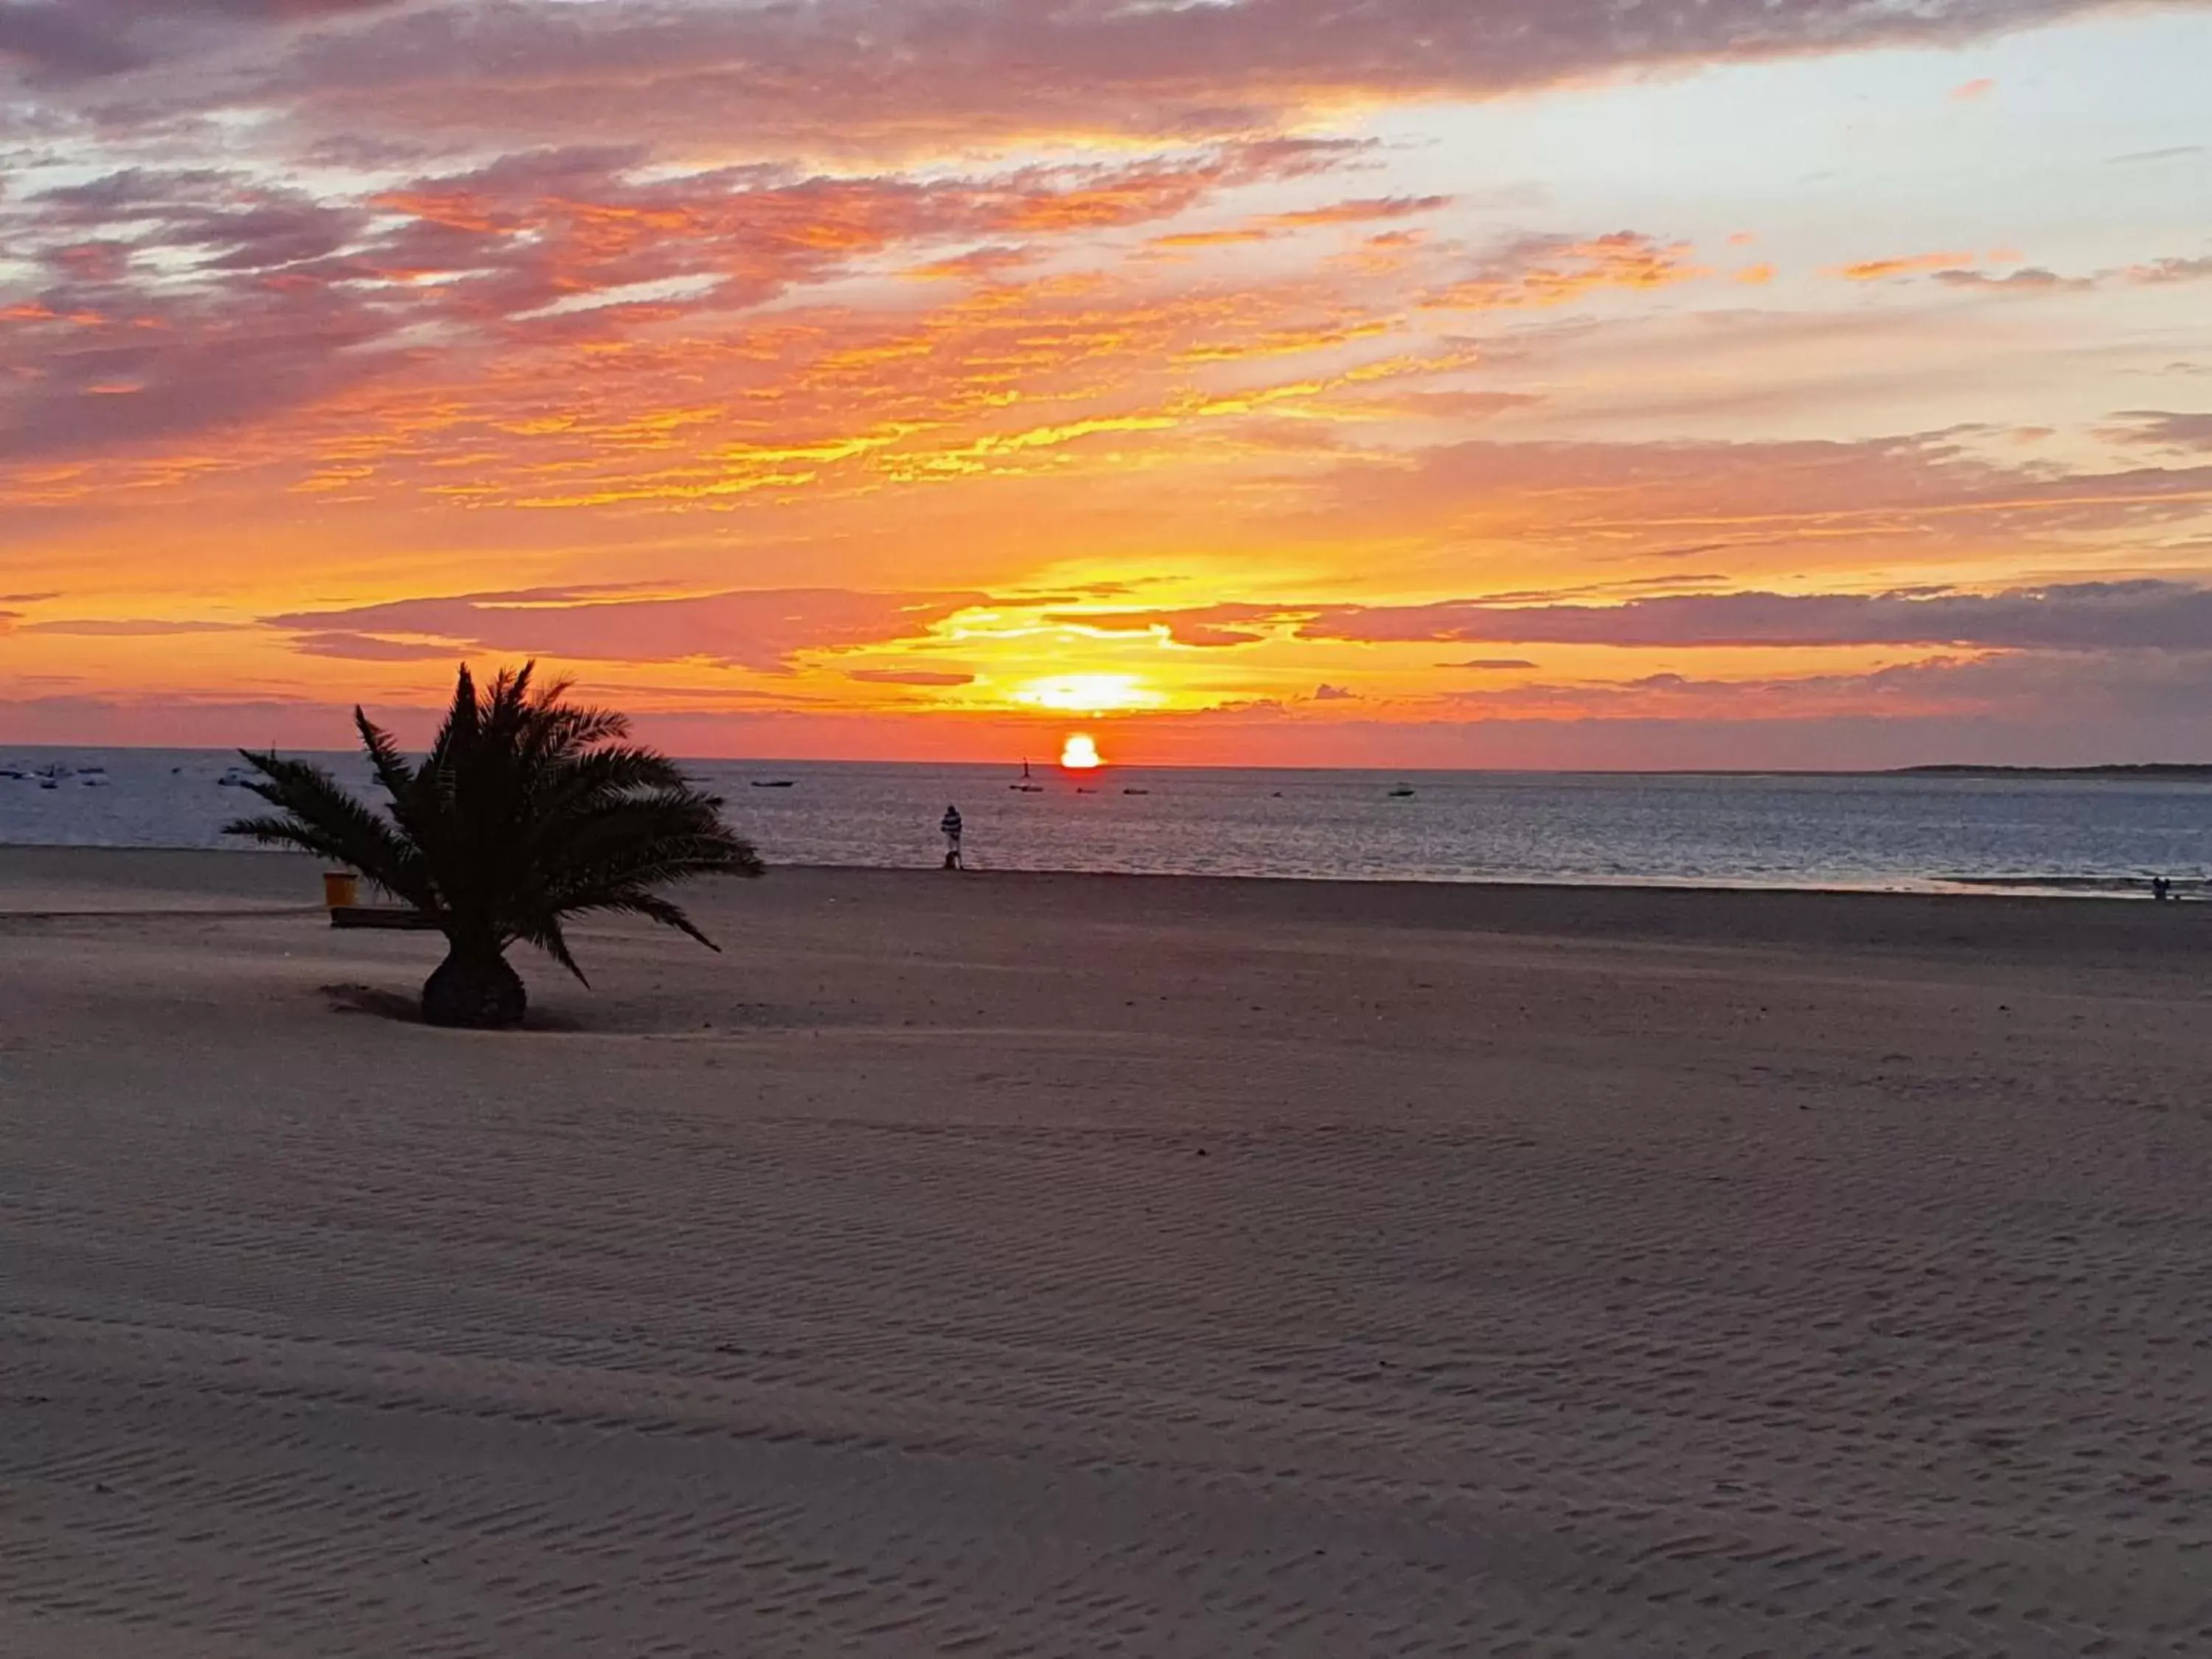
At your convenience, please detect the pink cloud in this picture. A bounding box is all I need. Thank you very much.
[0,0,400,80]
[1428,649,2212,742]
[1054,581,2212,655]
[1295,580,2212,650]
[194,1,2180,158]
[2104,411,2212,453]
[263,587,989,671]
[2125,256,2212,285]
[1933,266,2095,293]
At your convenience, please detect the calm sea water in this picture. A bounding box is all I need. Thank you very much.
[3,747,2207,896]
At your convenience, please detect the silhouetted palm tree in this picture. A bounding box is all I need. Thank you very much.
[227,664,762,1028]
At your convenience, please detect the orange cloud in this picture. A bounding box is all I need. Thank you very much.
[1263,195,1455,229]
[904,245,1040,281]
[1426,232,1711,310]
[846,667,978,687]
[1149,194,1449,251]
[1834,251,1978,281]
[1150,228,1279,249]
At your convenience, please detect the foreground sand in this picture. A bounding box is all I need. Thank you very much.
[2,849,2209,1657]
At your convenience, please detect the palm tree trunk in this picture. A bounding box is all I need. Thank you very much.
[422,940,527,1029]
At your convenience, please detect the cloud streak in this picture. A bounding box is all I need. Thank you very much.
[196,0,2208,156]
[0,0,400,80]
[2107,411,2212,453]
[0,139,1359,459]
[262,587,990,672]
[1049,581,2212,654]
[1298,580,2212,650]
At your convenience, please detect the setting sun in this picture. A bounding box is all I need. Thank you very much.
[1060,734,1105,771]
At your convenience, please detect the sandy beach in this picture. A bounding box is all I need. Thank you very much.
[2,847,2208,1657]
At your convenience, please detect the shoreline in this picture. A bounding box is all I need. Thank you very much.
[4,845,2204,964]
[0,838,2199,898]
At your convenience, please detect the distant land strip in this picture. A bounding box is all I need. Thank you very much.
[1895,764,2212,778]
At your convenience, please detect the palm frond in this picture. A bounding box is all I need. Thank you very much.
[355,706,416,799]
[226,751,431,906]
[512,914,591,987]
[551,888,723,953]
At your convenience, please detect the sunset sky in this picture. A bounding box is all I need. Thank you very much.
[4,0,2211,767]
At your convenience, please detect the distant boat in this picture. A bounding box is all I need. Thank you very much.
[218,766,252,787]
[1012,757,1044,793]
[82,775,111,788]
[751,779,797,789]
[0,763,27,780]
[1389,783,1416,799]
[1123,788,1150,796]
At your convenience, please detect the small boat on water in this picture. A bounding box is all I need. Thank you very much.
[751,779,797,789]
[218,766,253,787]
[1011,758,1044,793]
[0,763,27,780]
[1123,787,1150,796]
[1389,783,1416,799]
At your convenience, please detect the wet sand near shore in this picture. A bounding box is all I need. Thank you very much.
[2,849,2209,1656]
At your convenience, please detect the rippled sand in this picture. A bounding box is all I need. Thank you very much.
[3,849,2208,1657]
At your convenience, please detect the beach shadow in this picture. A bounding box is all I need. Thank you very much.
[318,982,584,1032]
[321,982,420,1023]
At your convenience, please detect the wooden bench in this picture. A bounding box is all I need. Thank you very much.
[330,906,442,931]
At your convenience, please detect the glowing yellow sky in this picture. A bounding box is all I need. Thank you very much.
[4,2,2211,766]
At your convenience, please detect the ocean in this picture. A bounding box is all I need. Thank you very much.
[2,747,2206,897]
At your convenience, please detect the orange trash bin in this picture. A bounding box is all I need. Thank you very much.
[322,871,360,910]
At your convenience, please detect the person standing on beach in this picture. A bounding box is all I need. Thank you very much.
[941,805,964,871]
